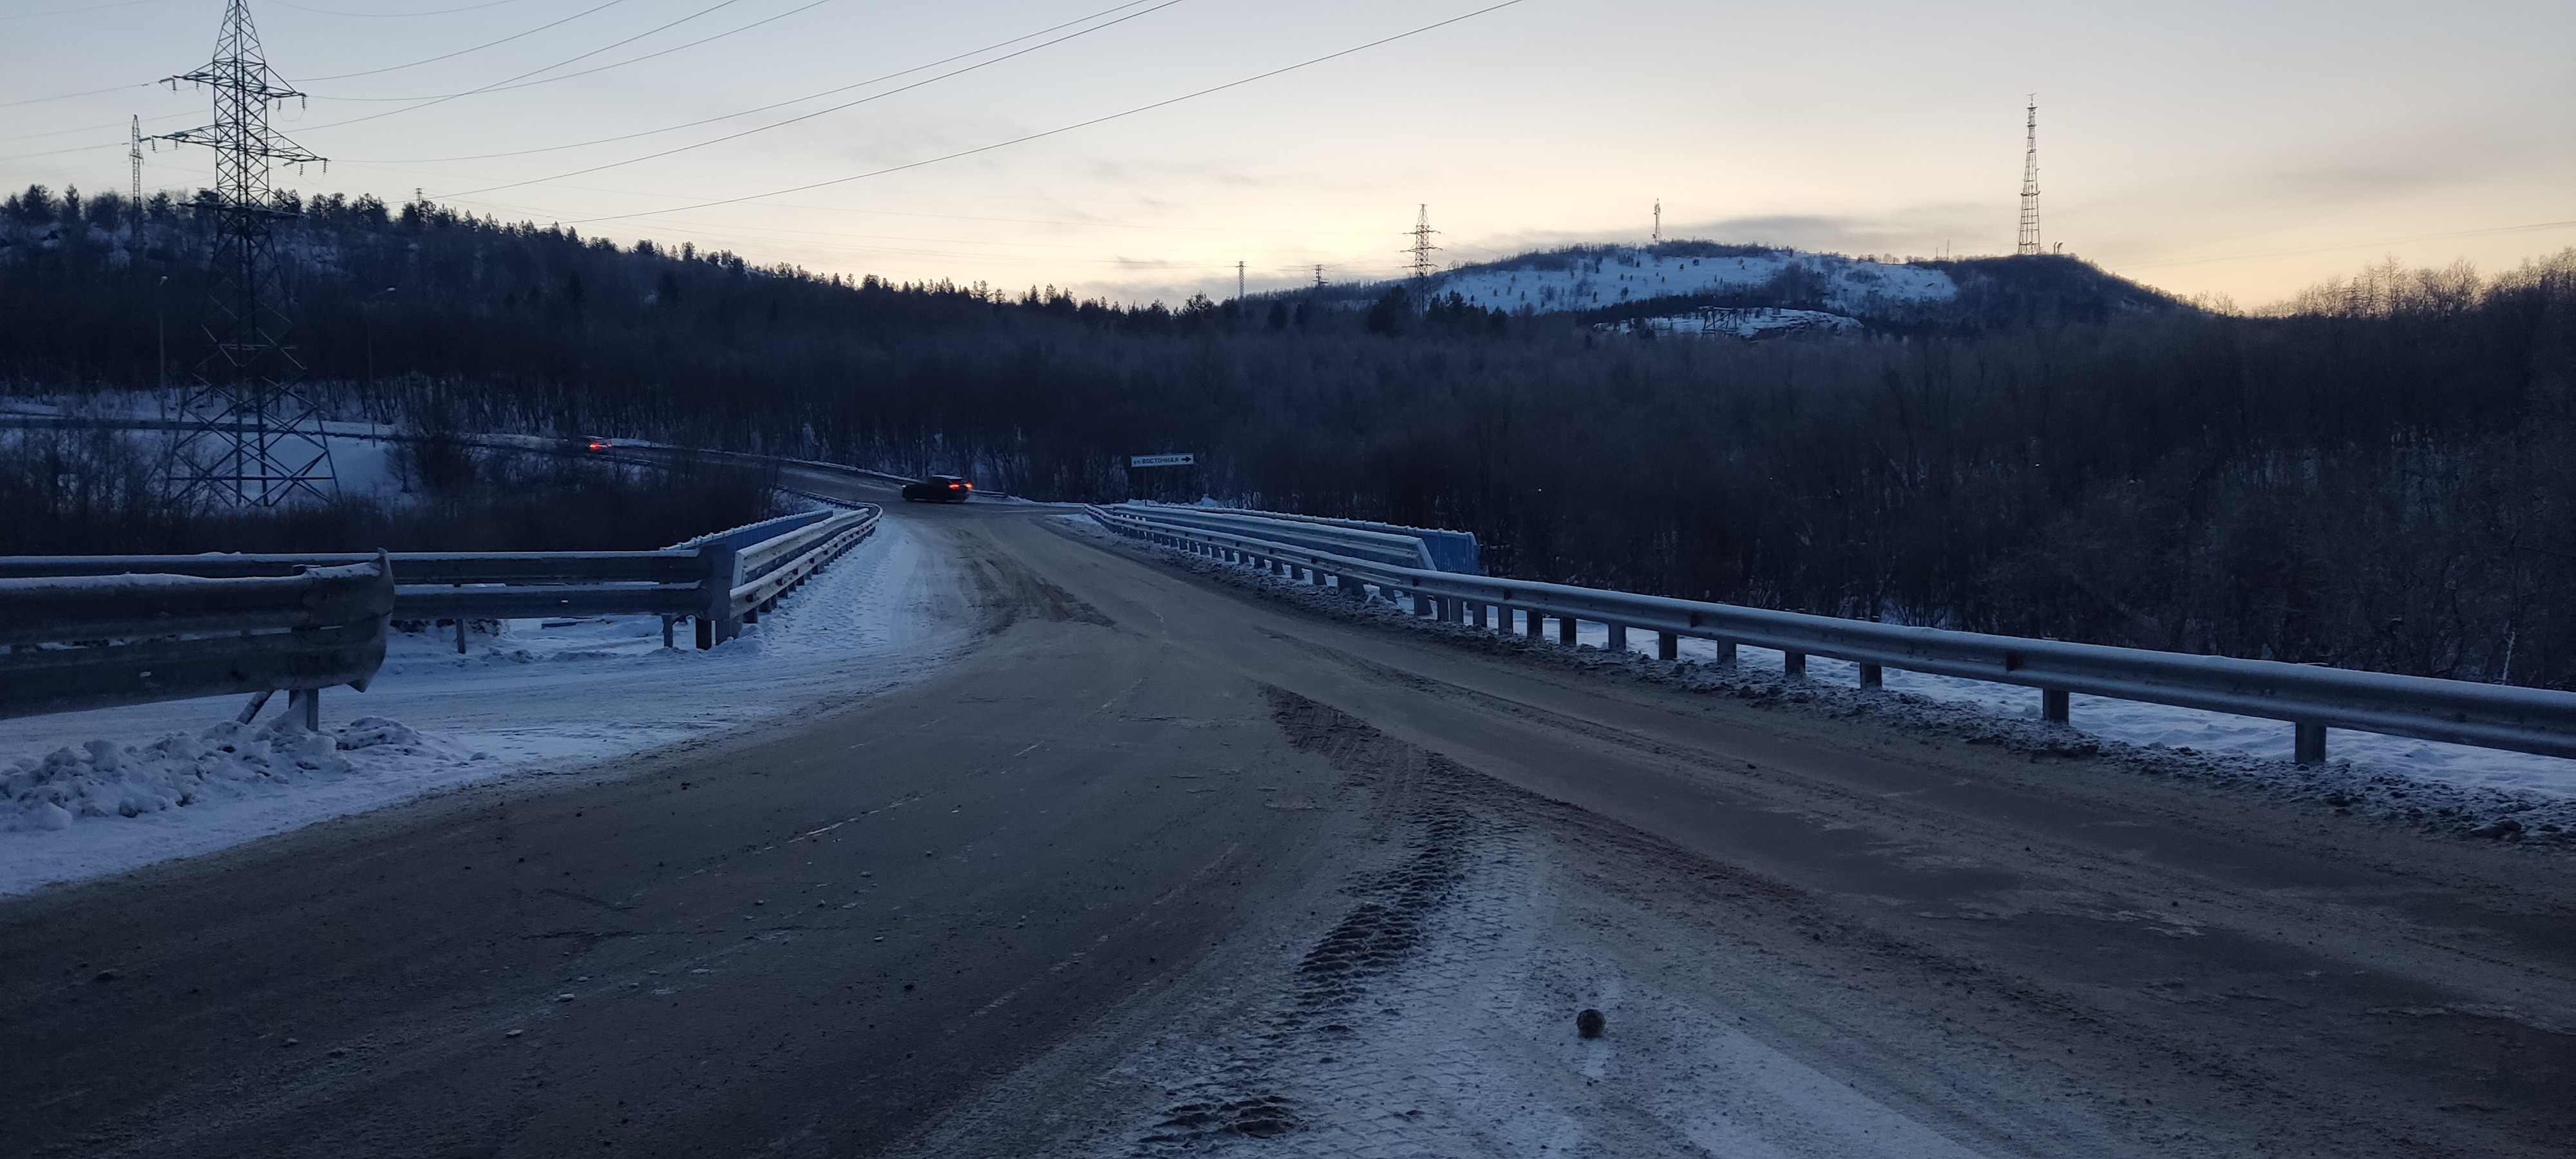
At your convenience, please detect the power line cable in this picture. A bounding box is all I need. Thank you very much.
[317,0,835,102]
[440,0,1186,195]
[0,0,187,20]
[352,0,1156,162]
[297,0,628,81]
[290,0,757,128]
[446,185,1397,234]
[555,0,1527,225]
[0,82,156,109]
[0,110,193,146]
[275,0,526,16]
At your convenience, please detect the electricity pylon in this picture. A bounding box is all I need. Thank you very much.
[1408,204,1439,285]
[156,0,336,507]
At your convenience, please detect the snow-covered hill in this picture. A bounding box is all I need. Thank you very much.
[1425,243,1956,319]
[1321,242,2183,335]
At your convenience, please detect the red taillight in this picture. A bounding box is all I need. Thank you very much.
[947,482,961,489]
[960,482,973,489]
[586,440,609,451]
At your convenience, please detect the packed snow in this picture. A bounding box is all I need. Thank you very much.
[3,395,416,501]
[1423,245,1956,318]
[1603,306,1865,340]
[0,515,973,896]
[1540,616,2576,798]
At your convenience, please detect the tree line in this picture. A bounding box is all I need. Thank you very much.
[4,185,2570,688]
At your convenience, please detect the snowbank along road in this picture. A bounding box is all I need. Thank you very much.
[3,473,2571,1158]
[0,505,968,896]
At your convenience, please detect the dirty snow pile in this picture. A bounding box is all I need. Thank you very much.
[3,718,469,833]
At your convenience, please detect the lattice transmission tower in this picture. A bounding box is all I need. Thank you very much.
[1408,204,1440,285]
[155,0,335,507]
[2016,95,2041,256]
[128,115,144,245]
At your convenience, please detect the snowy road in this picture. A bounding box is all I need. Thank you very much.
[0,511,976,896]
[3,490,2571,1158]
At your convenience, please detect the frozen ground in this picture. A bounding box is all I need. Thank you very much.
[0,516,972,896]
[1526,614,2576,798]
[6,394,432,502]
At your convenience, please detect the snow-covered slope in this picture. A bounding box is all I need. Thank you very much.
[1421,244,1956,319]
[1605,307,1864,340]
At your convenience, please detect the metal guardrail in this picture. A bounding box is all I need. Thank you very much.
[1170,505,1484,574]
[1089,505,2576,764]
[1113,504,1444,572]
[0,554,395,724]
[0,506,879,721]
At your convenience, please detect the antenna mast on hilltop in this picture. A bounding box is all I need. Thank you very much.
[1408,204,1439,285]
[128,115,144,245]
[1653,198,1661,243]
[2016,95,2041,256]
[154,0,335,507]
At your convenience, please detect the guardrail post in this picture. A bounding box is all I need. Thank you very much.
[1607,623,1627,652]
[1525,611,1545,641]
[1859,663,1882,689]
[2043,688,2069,724]
[1558,615,1577,646]
[698,543,741,648]
[661,615,676,649]
[1716,640,1738,667]
[2295,722,2327,765]
[1782,651,1806,679]
[1470,602,1488,629]
[1657,631,1678,661]
[453,616,466,655]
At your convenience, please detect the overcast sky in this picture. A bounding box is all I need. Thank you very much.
[4,0,2570,306]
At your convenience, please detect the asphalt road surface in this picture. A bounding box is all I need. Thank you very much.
[5,482,2571,1158]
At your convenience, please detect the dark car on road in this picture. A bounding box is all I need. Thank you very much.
[901,474,974,502]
